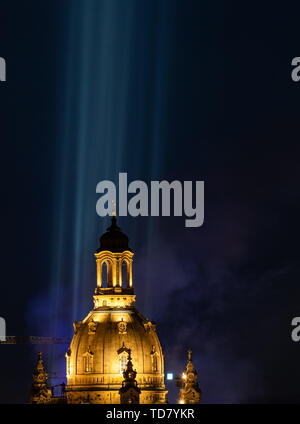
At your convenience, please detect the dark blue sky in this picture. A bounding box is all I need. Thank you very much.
[0,0,300,403]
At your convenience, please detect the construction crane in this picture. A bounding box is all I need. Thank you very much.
[0,336,71,345]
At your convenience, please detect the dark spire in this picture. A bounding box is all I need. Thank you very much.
[119,349,141,404]
[30,352,52,404]
[34,352,47,381]
[179,349,202,404]
[122,349,137,382]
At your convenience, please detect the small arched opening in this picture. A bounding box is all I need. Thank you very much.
[102,262,108,287]
[122,261,128,287]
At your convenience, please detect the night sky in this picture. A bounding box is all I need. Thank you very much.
[0,0,300,403]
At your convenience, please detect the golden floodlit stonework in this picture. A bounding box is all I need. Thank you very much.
[30,217,202,404]
[65,217,167,404]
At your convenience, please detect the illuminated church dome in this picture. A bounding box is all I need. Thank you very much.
[65,218,167,404]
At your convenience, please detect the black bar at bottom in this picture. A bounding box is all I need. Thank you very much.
[0,404,298,422]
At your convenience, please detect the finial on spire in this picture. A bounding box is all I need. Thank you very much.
[111,214,117,227]
[36,352,46,373]
[112,200,117,216]
[188,349,192,362]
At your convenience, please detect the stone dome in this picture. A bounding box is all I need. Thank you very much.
[66,308,166,404]
[65,218,167,404]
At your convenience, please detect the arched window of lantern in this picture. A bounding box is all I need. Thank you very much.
[102,261,108,287]
[122,261,128,287]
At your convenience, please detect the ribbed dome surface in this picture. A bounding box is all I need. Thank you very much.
[66,307,167,403]
[69,309,163,377]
